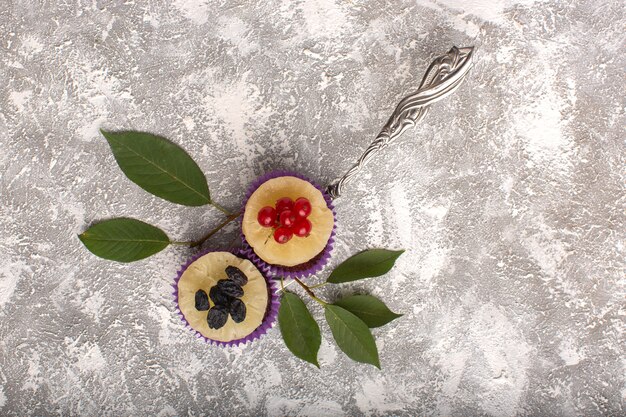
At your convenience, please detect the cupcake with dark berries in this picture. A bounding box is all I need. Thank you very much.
[174,250,279,346]
[241,172,336,278]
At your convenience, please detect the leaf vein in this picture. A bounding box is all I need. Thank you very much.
[109,135,209,203]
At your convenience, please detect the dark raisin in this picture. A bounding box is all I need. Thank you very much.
[229,299,247,323]
[194,289,209,311]
[225,265,248,286]
[209,285,231,307]
[217,279,244,298]
[207,305,228,329]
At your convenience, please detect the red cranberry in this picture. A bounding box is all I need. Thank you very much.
[273,226,293,244]
[293,197,312,218]
[257,206,276,227]
[279,209,297,228]
[292,218,312,237]
[275,197,294,213]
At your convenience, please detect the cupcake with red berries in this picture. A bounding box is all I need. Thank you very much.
[173,249,279,346]
[241,171,336,278]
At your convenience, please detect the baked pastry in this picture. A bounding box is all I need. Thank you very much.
[241,171,336,278]
[173,250,278,346]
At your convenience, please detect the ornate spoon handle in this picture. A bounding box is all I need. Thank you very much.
[326,46,475,199]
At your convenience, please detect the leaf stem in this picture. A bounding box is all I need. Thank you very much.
[169,241,194,246]
[294,277,327,306]
[276,278,296,294]
[308,282,328,290]
[191,212,242,247]
[211,200,233,216]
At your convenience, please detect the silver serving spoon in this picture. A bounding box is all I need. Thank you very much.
[277,46,475,293]
[327,46,475,198]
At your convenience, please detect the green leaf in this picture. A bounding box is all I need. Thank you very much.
[278,292,321,367]
[327,249,404,284]
[79,218,170,262]
[100,130,210,206]
[333,295,402,328]
[324,304,380,368]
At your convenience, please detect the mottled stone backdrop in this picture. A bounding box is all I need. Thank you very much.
[1,0,624,415]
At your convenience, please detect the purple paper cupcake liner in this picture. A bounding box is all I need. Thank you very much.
[240,170,337,279]
[172,248,280,347]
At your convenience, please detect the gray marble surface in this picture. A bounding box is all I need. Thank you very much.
[1,0,624,415]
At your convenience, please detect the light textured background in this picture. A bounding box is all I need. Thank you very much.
[1,0,624,415]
